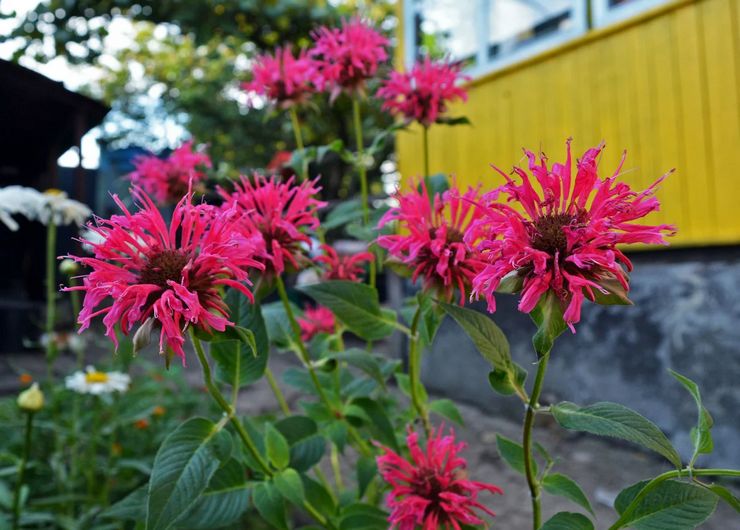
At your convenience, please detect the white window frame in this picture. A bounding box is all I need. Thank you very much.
[591,0,672,28]
[403,0,589,78]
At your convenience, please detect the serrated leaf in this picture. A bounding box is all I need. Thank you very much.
[101,486,146,521]
[356,456,377,499]
[252,482,288,530]
[264,424,290,471]
[496,434,535,476]
[274,416,325,471]
[323,199,363,230]
[328,349,386,387]
[428,399,464,426]
[351,397,398,452]
[298,281,395,341]
[303,474,336,516]
[668,370,714,464]
[552,402,682,468]
[273,468,305,507]
[530,290,567,356]
[542,473,594,515]
[146,418,232,530]
[614,479,717,529]
[340,503,389,530]
[540,512,594,530]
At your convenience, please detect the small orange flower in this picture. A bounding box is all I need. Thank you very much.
[134,418,150,430]
[152,405,166,417]
[19,373,33,385]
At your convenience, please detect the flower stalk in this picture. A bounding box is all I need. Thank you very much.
[408,304,431,435]
[264,367,291,416]
[422,125,430,178]
[45,219,58,379]
[12,412,34,530]
[289,106,309,182]
[351,98,376,288]
[522,351,550,530]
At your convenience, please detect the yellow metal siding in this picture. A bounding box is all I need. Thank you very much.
[396,0,740,246]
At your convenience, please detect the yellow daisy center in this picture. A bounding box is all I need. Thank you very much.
[43,188,65,197]
[85,371,109,384]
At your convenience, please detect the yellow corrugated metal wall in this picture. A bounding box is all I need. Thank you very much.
[396,0,740,246]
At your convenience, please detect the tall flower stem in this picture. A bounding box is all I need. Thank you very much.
[12,412,33,530]
[422,126,430,178]
[265,367,291,416]
[67,277,84,368]
[190,329,336,530]
[289,106,309,182]
[522,351,550,530]
[45,220,58,380]
[408,305,431,436]
[351,98,376,288]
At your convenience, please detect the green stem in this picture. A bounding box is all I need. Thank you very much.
[265,367,291,416]
[289,106,309,182]
[422,125,430,178]
[190,329,272,476]
[408,305,431,436]
[352,99,376,289]
[45,220,58,380]
[608,468,740,530]
[314,466,338,505]
[523,351,550,530]
[330,443,344,491]
[12,412,33,530]
[86,397,101,504]
[68,277,85,369]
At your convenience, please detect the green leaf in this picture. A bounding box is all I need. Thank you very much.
[496,434,535,476]
[356,456,377,499]
[351,397,399,452]
[273,468,305,507]
[264,424,291,471]
[551,402,682,468]
[298,281,396,341]
[435,115,472,127]
[303,474,336,516]
[540,512,595,530]
[440,302,525,396]
[705,484,740,513]
[340,503,389,530]
[668,370,714,463]
[274,416,326,472]
[210,292,269,388]
[530,290,568,356]
[328,349,386,387]
[394,372,428,402]
[428,399,464,426]
[146,418,232,530]
[101,485,146,521]
[542,473,595,515]
[614,479,717,529]
[175,459,250,529]
[323,199,363,230]
[252,482,288,530]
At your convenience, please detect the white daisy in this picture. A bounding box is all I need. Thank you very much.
[39,189,92,227]
[79,226,106,253]
[0,186,47,231]
[65,366,131,395]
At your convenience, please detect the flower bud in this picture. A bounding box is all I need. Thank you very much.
[17,382,44,412]
[59,258,80,276]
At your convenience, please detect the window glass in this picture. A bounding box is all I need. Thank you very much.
[413,0,479,65]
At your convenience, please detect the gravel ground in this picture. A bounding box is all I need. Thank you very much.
[2,344,737,529]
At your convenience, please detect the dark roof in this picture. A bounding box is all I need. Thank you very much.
[0,59,109,185]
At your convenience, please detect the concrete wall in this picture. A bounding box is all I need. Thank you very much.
[420,248,740,468]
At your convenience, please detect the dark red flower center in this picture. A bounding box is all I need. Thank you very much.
[140,249,188,288]
[414,468,463,522]
[530,213,576,255]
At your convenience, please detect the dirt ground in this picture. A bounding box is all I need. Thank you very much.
[2,345,737,529]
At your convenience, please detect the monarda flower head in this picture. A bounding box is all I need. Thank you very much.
[297,305,336,342]
[469,139,676,329]
[311,17,388,100]
[315,243,373,282]
[64,188,263,363]
[378,180,486,305]
[218,174,326,277]
[377,427,502,530]
[243,47,318,109]
[129,141,212,206]
[378,58,469,128]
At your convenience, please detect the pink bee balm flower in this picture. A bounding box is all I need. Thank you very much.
[243,47,318,109]
[378,180,486,305]
[297,305,336,342]
[218,174,326,277]
[315,243,373,282]
[311,17,388,99]
[129,141,212,205]
[469,139,676,329]
[63,188,264,363]
[377,427,502,530]
[378,58,469,128]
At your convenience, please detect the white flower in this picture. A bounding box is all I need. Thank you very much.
[65,366,131,395]
[39,189,92,227]
[0,186,47,231]
[79,226,106,253]
[40,331,86,353]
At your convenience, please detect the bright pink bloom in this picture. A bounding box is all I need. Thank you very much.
[129,141,212,205]
[378,58,469,127]
[63,188,264,363]
[297,305,336,342]
[377,427,502,530]
[311,17,388,99]
[378,181,486,304]
[315,243,373,282]
[243,47,318,108]
[218,174,326,276]
[469,139,676,329]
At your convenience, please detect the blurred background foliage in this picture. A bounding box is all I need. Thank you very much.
[3,1,398,198]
